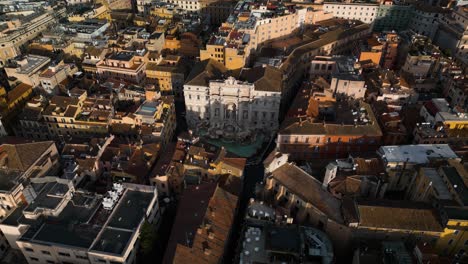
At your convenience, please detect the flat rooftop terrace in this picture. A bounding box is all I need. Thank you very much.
[4,185,156,254]
[24,182,69,213]
[16,55,50,74]
[106,190,154,230]
[109,52,134,61]
[33,222,101,248]
[379,144,458,164]
[91,227,133,255]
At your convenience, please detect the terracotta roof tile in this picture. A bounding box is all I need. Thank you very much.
[355,200,444,232]
[271,163,343,223]
[172,186,238,264]
[0,141,54,171]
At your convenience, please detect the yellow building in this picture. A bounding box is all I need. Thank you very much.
[199,40,247,71]
[420,98,467,144]
[0,83,33,133]
[0,83,33,112]
[430,160,468,260]
[208,157,246,177]
[439,107,467,144]
[163,33,201,57]
[68,5,110,22]
[200,42,226,64]
[155,18,173,33]
[150,5,176,19]
[133,15,148,27]
[199,26,248,71]
[439,113,468,132]
[199,5,339,71]
[42,93,113,137]
[164,35,180,51]
[437,208,468,259]
[146,55,185,97]
[155,96,177,146]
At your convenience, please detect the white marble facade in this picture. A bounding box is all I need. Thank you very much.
[184,77,281,138]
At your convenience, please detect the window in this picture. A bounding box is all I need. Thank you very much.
[24,248,34,252]
[46,261,55,264]
[30,257,39,262]
[454,230,460,235]
[42,251,51,255]
[58,252,70,257]
[448,239,454,245]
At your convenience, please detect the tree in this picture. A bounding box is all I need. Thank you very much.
[443,48,452,57]
[139,221,156,256]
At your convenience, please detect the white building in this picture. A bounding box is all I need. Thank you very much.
[310,56,337,80]
[0,181,159,264]
[64,19,110,40]
[408,5,447,39]
[330,57,366,99]
[164,0,201,12]
[39,63,78,93]
[323,2,379,23]
[377,144,459,169]
[420,98,451,124]
[419,97,468,126]
[0,120,7,138]
[402,35,439,80]
[184,60,282,139]
[435,5,468,65]
[5,55,51,87]
[66,0,92,5]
